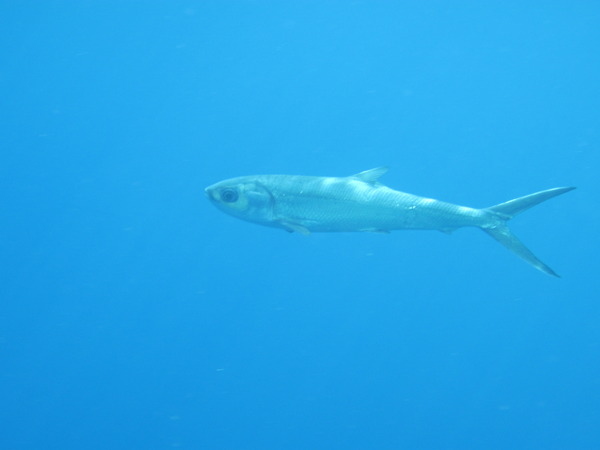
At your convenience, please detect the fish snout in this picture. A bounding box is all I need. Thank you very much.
[204,185,216,200]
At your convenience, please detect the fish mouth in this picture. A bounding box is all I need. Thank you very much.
[205,186,221,202]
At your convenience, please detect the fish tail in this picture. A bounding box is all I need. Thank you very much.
[481,187,575,277]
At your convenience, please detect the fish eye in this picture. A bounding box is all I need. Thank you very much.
[220,188,239,203]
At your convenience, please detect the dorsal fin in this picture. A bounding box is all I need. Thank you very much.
[352,166,389,184]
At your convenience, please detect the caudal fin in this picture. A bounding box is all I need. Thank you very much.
[482,187,575,277]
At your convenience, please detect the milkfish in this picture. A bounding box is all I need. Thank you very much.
[205,167,574,276]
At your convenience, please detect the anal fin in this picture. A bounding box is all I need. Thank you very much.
[360,228,390,234]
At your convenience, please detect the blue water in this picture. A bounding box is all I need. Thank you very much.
[1,2,599,449]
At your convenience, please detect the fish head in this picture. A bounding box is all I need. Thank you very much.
[205,176,275,225]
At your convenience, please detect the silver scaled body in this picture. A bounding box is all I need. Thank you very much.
[205,167,574,276]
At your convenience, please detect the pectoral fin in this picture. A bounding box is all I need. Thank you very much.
[281,221,311,235]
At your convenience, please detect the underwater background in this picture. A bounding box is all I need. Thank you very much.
[1,2,599,449]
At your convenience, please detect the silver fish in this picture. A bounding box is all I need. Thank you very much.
[205,167,574,277]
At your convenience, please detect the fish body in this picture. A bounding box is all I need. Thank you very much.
[205,167,574,276]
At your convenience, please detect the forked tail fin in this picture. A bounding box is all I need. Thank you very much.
[482,187,575,277]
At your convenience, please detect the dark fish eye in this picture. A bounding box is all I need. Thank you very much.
[220,188,239,203]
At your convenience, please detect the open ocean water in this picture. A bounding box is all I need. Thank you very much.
[1,2,599,449]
